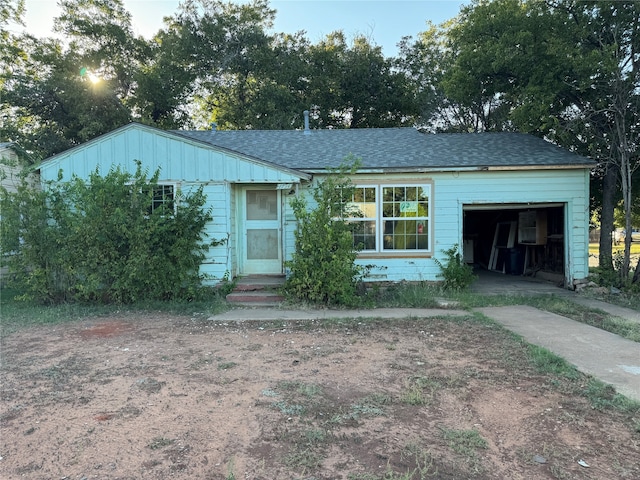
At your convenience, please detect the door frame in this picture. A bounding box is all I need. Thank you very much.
[238,186,283,275]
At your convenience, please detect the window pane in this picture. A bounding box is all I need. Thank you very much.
[365,187,376,202]
[247,229,278,259]
[247,191,277,220]
[147,184,174,214]
[352,220,376,251]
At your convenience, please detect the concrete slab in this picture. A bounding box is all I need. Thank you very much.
[477,305,640,402]
[209,307,468,322]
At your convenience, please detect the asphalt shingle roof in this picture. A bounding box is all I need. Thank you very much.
[173,127,593,171]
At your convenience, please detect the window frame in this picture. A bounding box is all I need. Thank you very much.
[128,182,178,216]
[148,183,176,215]
[346,180,433,257]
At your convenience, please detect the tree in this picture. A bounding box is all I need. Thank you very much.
[408,0,639,283]
[284,160,365,306]
[307,32,417,129]
[1,0,145,158]
[0,164,214,303]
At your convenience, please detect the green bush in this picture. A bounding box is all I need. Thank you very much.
[284,160,365,306]
[0,163,214,304]
[434,244,477,291]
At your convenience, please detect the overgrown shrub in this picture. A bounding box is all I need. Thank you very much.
[434,244,477,291]
[0,163,214,304]
[283,160,365,306]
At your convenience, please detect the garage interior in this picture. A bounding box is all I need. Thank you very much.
[463,205,565,280]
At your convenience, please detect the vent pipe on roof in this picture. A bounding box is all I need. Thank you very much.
[210,122,217,131]
[303,110,310,135]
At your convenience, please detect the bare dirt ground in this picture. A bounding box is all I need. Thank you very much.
[1,311,639,479]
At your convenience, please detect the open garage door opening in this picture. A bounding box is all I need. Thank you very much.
[463,204,565,283]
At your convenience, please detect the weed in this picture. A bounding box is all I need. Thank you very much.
[441,428,487,454]
[582,378,640,413]
[284,447,323,470]
[261,388,279,397]
[347,445,437,479]
[217,361,238,370]
[527,345,579,379]
[272,401,305,416]
[225,457,236,480]
[349,403,386,418]
[376,281,441,308]
[147,437,174,450]
[275,380,322,398]
[362,392,393,406]
[399,443,438,479]
[434,244,477,291]
[303,428,328,445]
[440,427,487,474]
[400,376,441,406]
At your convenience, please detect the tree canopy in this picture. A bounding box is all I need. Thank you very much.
[1,0,638,280]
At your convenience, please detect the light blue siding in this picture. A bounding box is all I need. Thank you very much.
[39,125,307,185]
[304,169,589,285]
[38,124,308,285]
[38,124,591,287]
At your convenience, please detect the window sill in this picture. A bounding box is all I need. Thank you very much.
[357,252,433,259]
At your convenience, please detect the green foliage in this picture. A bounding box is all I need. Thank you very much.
[527,345,579,380]
[440,427,487,456]
[284,159,366,306]
[583,378,640,413]
[434,244,477,291]
[0,163,214,304]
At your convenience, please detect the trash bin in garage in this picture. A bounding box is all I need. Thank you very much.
[506,247,524,275]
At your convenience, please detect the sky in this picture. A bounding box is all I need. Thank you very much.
[20,0,469,56]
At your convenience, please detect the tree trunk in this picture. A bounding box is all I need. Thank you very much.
[599,164,617,270]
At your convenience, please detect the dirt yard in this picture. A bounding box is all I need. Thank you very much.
[1,311,639,479]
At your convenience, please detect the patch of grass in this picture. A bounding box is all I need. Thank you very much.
[440,427,487,474]
[284,447,323,470]
[347,444,437,479]
[271,400,305,416]
[582,378,640,413]
[441,428,487,455]
[527,345,580,379]
[0,286,228,335]
[276,380,321,398]
[361,392,393,407]
[217,361,238,370]
[147,437,174,450]
[400,376,441,406]
[375,282,442,308]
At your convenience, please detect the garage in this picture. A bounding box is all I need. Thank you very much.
[463,203,566,281]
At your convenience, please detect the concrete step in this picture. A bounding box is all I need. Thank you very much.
[226,275,286,306]
[226,290,285,305]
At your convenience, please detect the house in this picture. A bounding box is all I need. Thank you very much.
[37,120,595,288]
[1,142,38,283]
[1,142,27,194]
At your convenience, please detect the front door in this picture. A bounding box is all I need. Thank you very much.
[241,187,282,274]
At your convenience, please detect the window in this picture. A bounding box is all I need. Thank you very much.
[146,184,175,215]
[346,184,431,254]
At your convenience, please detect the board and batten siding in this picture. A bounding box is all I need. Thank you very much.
[340,168,589,284]
[37,124,307,284]
[39,126,306,185]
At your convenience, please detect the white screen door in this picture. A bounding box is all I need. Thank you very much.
[242,188,282,274]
